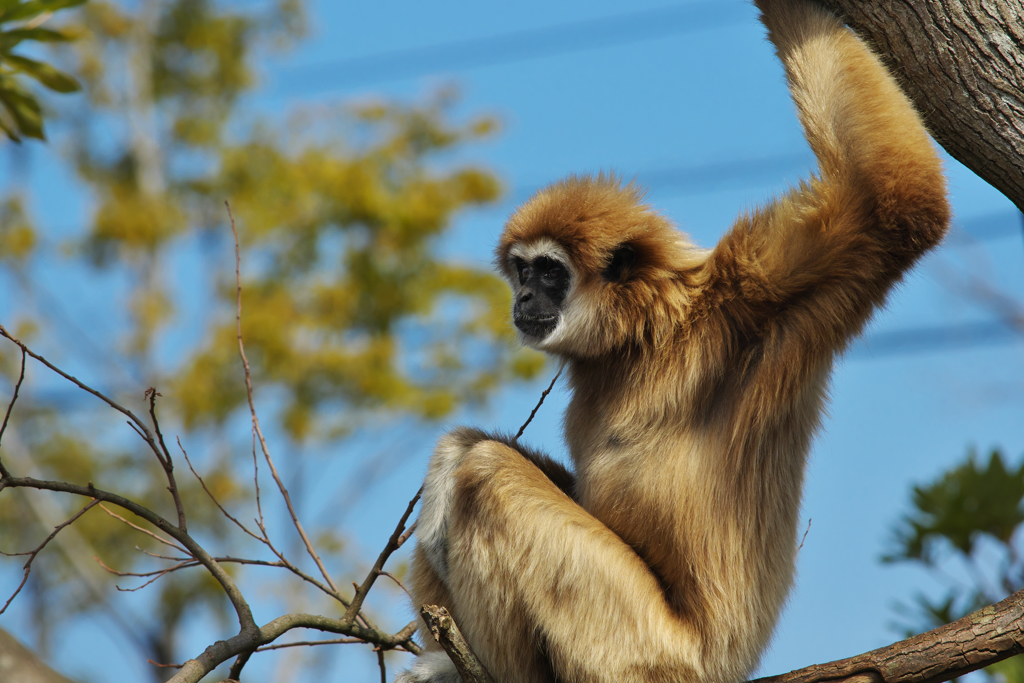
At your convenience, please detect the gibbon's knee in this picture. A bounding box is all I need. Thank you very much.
[394,651,461,683]
[417,427,497,583]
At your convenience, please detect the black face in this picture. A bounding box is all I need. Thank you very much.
[512,255,571,339]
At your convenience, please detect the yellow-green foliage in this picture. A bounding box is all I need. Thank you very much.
[0,0,545,666]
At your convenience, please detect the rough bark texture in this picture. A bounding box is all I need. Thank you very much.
[814,0,1024,213]
[419,605,496,683]
[754,588,1024,683]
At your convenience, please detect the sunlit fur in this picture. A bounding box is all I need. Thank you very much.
[399,0,950,681]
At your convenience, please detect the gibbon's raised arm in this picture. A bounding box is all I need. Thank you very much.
[709,0,949,358]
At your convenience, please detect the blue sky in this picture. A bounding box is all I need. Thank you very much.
[1,0,1022,681]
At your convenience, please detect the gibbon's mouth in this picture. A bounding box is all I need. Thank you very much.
[514,313,558,339]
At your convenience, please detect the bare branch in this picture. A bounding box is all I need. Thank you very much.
[178,437,263,544]
[514,365,563,442]
[0,498,100,614]
[753,587,1024,683]
[1,475,258,636]
[419,605,495,683]
[380,571,412,599]
[797,518,812,552]
[343,488,421,627]
[148,659,184,670]
[250,432,266,536]
[94,554,196,592]
[226,202,341,596]
[256,637,365,651]
[98,504,189,555]
[227,649,253,681]
[0,324,152,439]
[146,388,187,531]
[397,520,417,548]
[0,327,190,535]
[0,345,26,478]
[168,611,422,683]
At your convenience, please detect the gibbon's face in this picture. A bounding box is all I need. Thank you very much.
[508,240,573,343]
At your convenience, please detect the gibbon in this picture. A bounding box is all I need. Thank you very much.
[399,0,950,680]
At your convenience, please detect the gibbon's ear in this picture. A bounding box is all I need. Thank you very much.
[603,243,637,282]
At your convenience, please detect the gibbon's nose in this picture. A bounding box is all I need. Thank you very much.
[517,288,534,305]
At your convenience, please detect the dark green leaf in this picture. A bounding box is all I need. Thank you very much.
[885,450,1024,563]
[0,28,72,53]
[4,53,80,92]
[0,80,43,138]
[0,0,87,23]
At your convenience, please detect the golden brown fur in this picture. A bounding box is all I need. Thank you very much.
[399,0,949,681]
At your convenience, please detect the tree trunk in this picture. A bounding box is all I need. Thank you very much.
[817,0,1024,213]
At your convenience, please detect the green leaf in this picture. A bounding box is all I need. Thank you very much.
[0,76,42,139]
[4,53,80,92]
[0,28,73,52]
[0,0,87,23]
[885,450,1024,563]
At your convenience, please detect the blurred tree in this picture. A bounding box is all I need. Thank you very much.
[884,449,1024,683]
[0,0,542,680]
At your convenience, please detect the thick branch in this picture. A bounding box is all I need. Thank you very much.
[816,0,1024,212]
[0,475,258,636]
[754,587,1024,683]
[419,605,495,683]
[168,612,420,683]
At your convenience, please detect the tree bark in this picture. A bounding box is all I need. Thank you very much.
[419,605,496,683]
[754,587,1024,683]
[816,0,1024,213]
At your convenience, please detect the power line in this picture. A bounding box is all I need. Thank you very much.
[852,321,1022,360]
[277,1,750,91]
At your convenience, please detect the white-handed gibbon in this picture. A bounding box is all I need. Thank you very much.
[399,0,950,680]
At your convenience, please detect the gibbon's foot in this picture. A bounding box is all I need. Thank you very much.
[395,651,463,683]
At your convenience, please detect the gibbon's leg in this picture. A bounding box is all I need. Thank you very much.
[406,430,702,683]
[401,428,580,683]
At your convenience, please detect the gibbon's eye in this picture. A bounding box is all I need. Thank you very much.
[515,258,530,286]
[541,262,567,285]
[533,256,570,294]
[603,244,637,282]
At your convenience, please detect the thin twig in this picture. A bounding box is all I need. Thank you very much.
[343,488,421,626]
[797,518,812,552]
[5,474,259,636]
[256,637,365,651]
[178,437,263,543]
[98,504,189,554]
[0,324,152,438]
[0,345,26,476]
[397,520,418,548]
[226,202,341,596]
[94,554,196,581]
[0,499,100,615]
[0,326,190,539]
[514,365,563,442]
[147,388,187,531]
[250,431,266,536]
[136,547,191,562]
[148,659,184,669]
[378,648,387,683]
[380,571,413,599]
